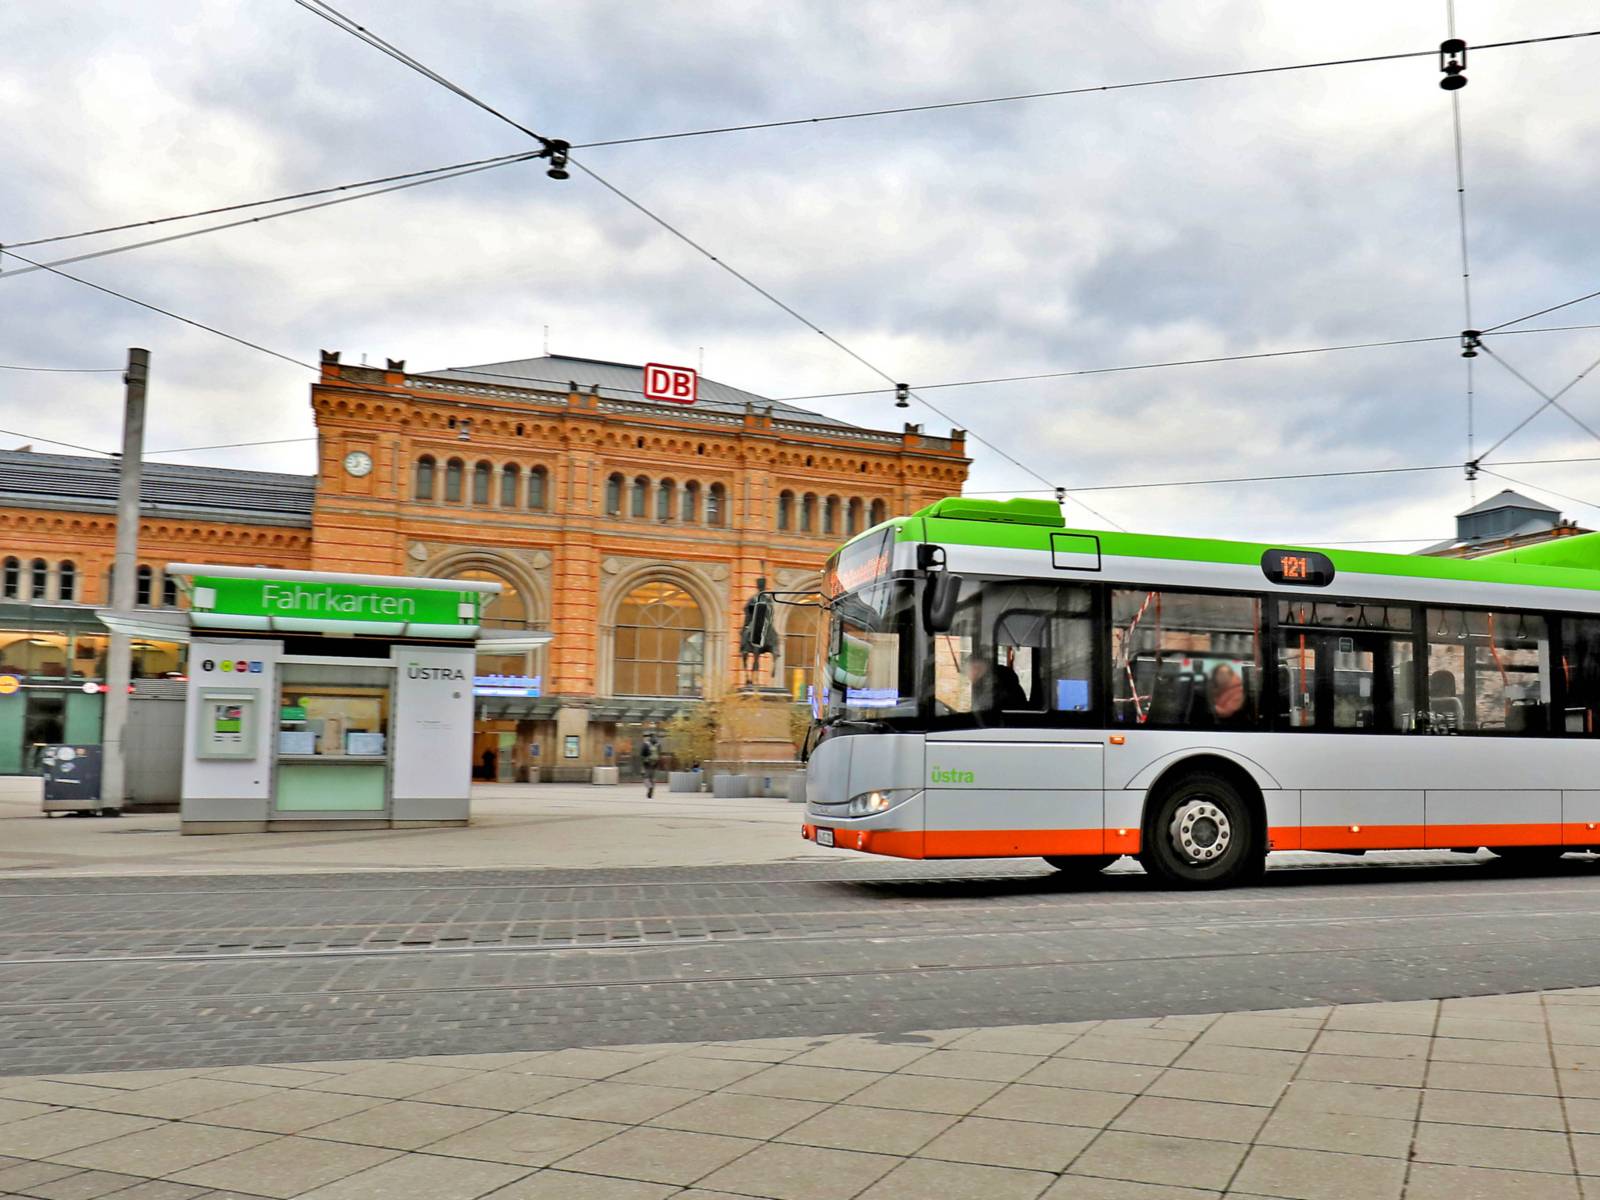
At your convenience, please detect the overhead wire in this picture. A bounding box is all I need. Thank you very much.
[0,247,317,373]
[1475,342,1600,461]
[569,29,1600,148]
[145,436,320,455]
[0,153,542,279]
[295,0,1125,530]
[3,150,538,251]
[0,363,123,373]
[1445,0,1477,490]
[1477,467,1600,515]
[0,427,112,456]
[1481,286,1600,335]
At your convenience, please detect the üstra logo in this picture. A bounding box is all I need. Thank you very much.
[930,767,975,784]
[407,662,466,680]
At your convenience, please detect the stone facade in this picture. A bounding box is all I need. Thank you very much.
[0,352,970,780]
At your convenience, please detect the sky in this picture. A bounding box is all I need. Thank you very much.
[3,0,1599,548]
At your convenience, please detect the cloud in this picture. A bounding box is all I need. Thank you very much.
[3,0,1599,542]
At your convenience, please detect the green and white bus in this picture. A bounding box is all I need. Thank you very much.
[800,496,1600,887]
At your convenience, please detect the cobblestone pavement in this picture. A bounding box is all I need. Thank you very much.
[4,988,1600,1199]
[6,854,1600,1077]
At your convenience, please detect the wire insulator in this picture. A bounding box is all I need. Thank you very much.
[1460,329,1482,357]
[1440,39,1468,90]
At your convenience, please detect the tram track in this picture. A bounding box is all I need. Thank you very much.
[4,898,1599,969]
[7,927,1600,1010]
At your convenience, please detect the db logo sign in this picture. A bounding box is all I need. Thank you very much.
[643,363,697,405]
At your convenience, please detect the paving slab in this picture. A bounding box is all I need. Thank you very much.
[0,987,1599,1196]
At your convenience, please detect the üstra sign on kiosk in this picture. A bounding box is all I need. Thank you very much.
[96,564,552,835]
[643,363,697,405]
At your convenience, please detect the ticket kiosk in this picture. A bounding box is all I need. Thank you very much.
[98,565,550,834]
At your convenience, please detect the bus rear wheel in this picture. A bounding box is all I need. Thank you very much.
[1140,769,1261,889]
[1044,854,1117,876]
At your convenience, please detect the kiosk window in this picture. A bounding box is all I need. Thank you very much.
[279,680,390,756]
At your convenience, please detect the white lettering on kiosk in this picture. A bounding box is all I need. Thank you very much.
[261,583,417,618]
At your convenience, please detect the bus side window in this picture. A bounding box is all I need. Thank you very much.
[1562,617,1600,735]
[994,611,1048,710]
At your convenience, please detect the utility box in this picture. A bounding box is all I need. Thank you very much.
[40,744,106,815]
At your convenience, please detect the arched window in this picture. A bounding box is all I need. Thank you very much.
[161,575,178,608]
[656,479,675,521]
[448,566,540,680]
[870,499,887,525]
[777,490,794,531]
[135,565,153,607]
[414,456,436,501]
[527,466,547,510]
[682,481,700,523]
[472,461,492,505]
[2,558,17,600]
[847,498,863,536]
[500,464,520,508]
[30,559,47,601]
[823,496,840,536]
[444,458,464,502]
[58,561,76,603]
[605,473,624,516]
[631,476,649,518]
[614,581,705,697]
[801,494,816,534]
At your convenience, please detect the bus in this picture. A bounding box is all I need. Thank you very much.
[799,496,1600,887]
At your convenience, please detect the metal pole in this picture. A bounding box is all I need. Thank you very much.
[100,348,148,813]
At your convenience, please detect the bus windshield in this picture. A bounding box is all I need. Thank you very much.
[819,529,917,721]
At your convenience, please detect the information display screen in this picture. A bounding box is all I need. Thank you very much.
[1261,549,1336,588]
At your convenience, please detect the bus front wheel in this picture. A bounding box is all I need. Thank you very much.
[1140,769,1262,889]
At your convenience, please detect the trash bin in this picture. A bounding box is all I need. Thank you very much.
[40,745,111,816]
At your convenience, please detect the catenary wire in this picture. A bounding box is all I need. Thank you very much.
[294,1,1119,529]
[1476,342,1600,461]
[0,427,111,456]
[14,28,1597,261]
[570,29,1600,149]
[0,248,316,373]
[0,363,123,373]
[146,436,321,456]
[1481,286,1600,335]
[2,151,538,251]
[1477,467,1600,515]
[1446,0,1477,480]
[0,154,543,279]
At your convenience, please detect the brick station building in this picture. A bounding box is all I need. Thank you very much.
[0,352,969,782]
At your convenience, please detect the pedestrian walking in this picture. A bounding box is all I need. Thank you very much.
[640,731,662,798]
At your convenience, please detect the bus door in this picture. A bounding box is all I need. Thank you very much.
[1281,628,1424,849]
[924,737,1105,858]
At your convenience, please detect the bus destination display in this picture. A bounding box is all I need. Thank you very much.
[1261,548,1335,588]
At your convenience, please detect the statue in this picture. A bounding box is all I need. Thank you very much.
[740,576,779,685]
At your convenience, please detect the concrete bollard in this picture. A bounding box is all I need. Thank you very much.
[590,766,619,785]
[711,774,749,798]
[668,771,700,793]
[786,775,808,804]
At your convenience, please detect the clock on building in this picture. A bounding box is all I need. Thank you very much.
[343,450,374,478]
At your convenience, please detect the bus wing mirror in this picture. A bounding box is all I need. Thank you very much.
[924,573,963,633]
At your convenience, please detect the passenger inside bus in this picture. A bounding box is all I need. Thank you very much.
[966,652,1029,715]
[1208,663,1248,727]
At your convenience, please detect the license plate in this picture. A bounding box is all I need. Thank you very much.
[816,828,834,847]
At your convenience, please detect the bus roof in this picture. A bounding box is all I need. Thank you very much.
[841,496,1600,596]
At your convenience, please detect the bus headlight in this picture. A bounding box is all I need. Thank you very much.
[846,788,915,817]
